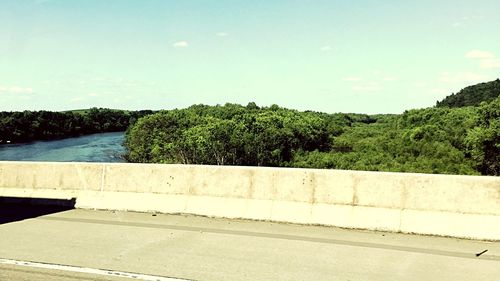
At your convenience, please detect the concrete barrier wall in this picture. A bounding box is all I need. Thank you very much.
[0,161,499,240]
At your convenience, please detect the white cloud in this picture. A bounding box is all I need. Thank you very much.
[452,15,483,28]
[320,46,332,52]
[465,50,494,60]
[216,32,229,37]
[342,76,362,82]
[0,85,34,94]
[382,76,397,82]
[465,50,500,69]
[458,72,489,82]
[70,97,85,102]
[352,83,380,92]
[480,59,500,69]
[10,86,33,94]
[439,72,490,83]
[173,41,189,48]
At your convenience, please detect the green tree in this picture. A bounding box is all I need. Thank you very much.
[465,97,500,175]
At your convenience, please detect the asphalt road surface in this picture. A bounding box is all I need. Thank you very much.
[0,206,498,281]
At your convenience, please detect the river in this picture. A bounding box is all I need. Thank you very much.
[0,132,126,162]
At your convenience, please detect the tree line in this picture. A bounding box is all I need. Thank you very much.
[436,78,500,108]
[0,108,153,144]
[2,80,497,176]
[124,98,499,176]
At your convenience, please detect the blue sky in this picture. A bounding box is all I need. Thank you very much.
[1,0,499,114]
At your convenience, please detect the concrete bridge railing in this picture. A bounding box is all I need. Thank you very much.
[0,161,499,240]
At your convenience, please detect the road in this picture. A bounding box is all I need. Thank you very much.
[0,206,499,281]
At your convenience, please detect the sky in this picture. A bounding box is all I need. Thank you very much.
[1,0,499,114]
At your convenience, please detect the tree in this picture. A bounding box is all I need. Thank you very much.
[465,97,500,175]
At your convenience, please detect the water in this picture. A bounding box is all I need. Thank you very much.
[0,132,126,162]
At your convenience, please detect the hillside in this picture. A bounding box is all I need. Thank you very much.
[436,79,500,108]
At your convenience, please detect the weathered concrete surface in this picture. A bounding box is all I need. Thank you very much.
[0,161,499,240]
[0,210,499,281]
[0,263,130,281]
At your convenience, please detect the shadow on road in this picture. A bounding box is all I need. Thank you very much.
[0,197,75,225]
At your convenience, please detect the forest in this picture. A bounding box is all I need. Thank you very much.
[436,79,500,108]
[1,79,498,176]
[0,108,153,144]
[125,96,499,176]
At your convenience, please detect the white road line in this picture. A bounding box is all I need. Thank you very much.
[0,258,190,281]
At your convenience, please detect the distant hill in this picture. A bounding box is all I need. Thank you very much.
[436,79,500,108]
[63,108,132,115]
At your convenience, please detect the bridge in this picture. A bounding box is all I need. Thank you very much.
[0,161,499,280]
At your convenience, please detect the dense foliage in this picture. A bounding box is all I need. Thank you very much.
[0,108,153,144]
[125,99,500,176]
[436,79,500,108]
[3,79,498,176]
[464,97,500,175]
[124,103,373,166]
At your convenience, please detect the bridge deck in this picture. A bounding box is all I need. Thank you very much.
[0,208,499,281]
